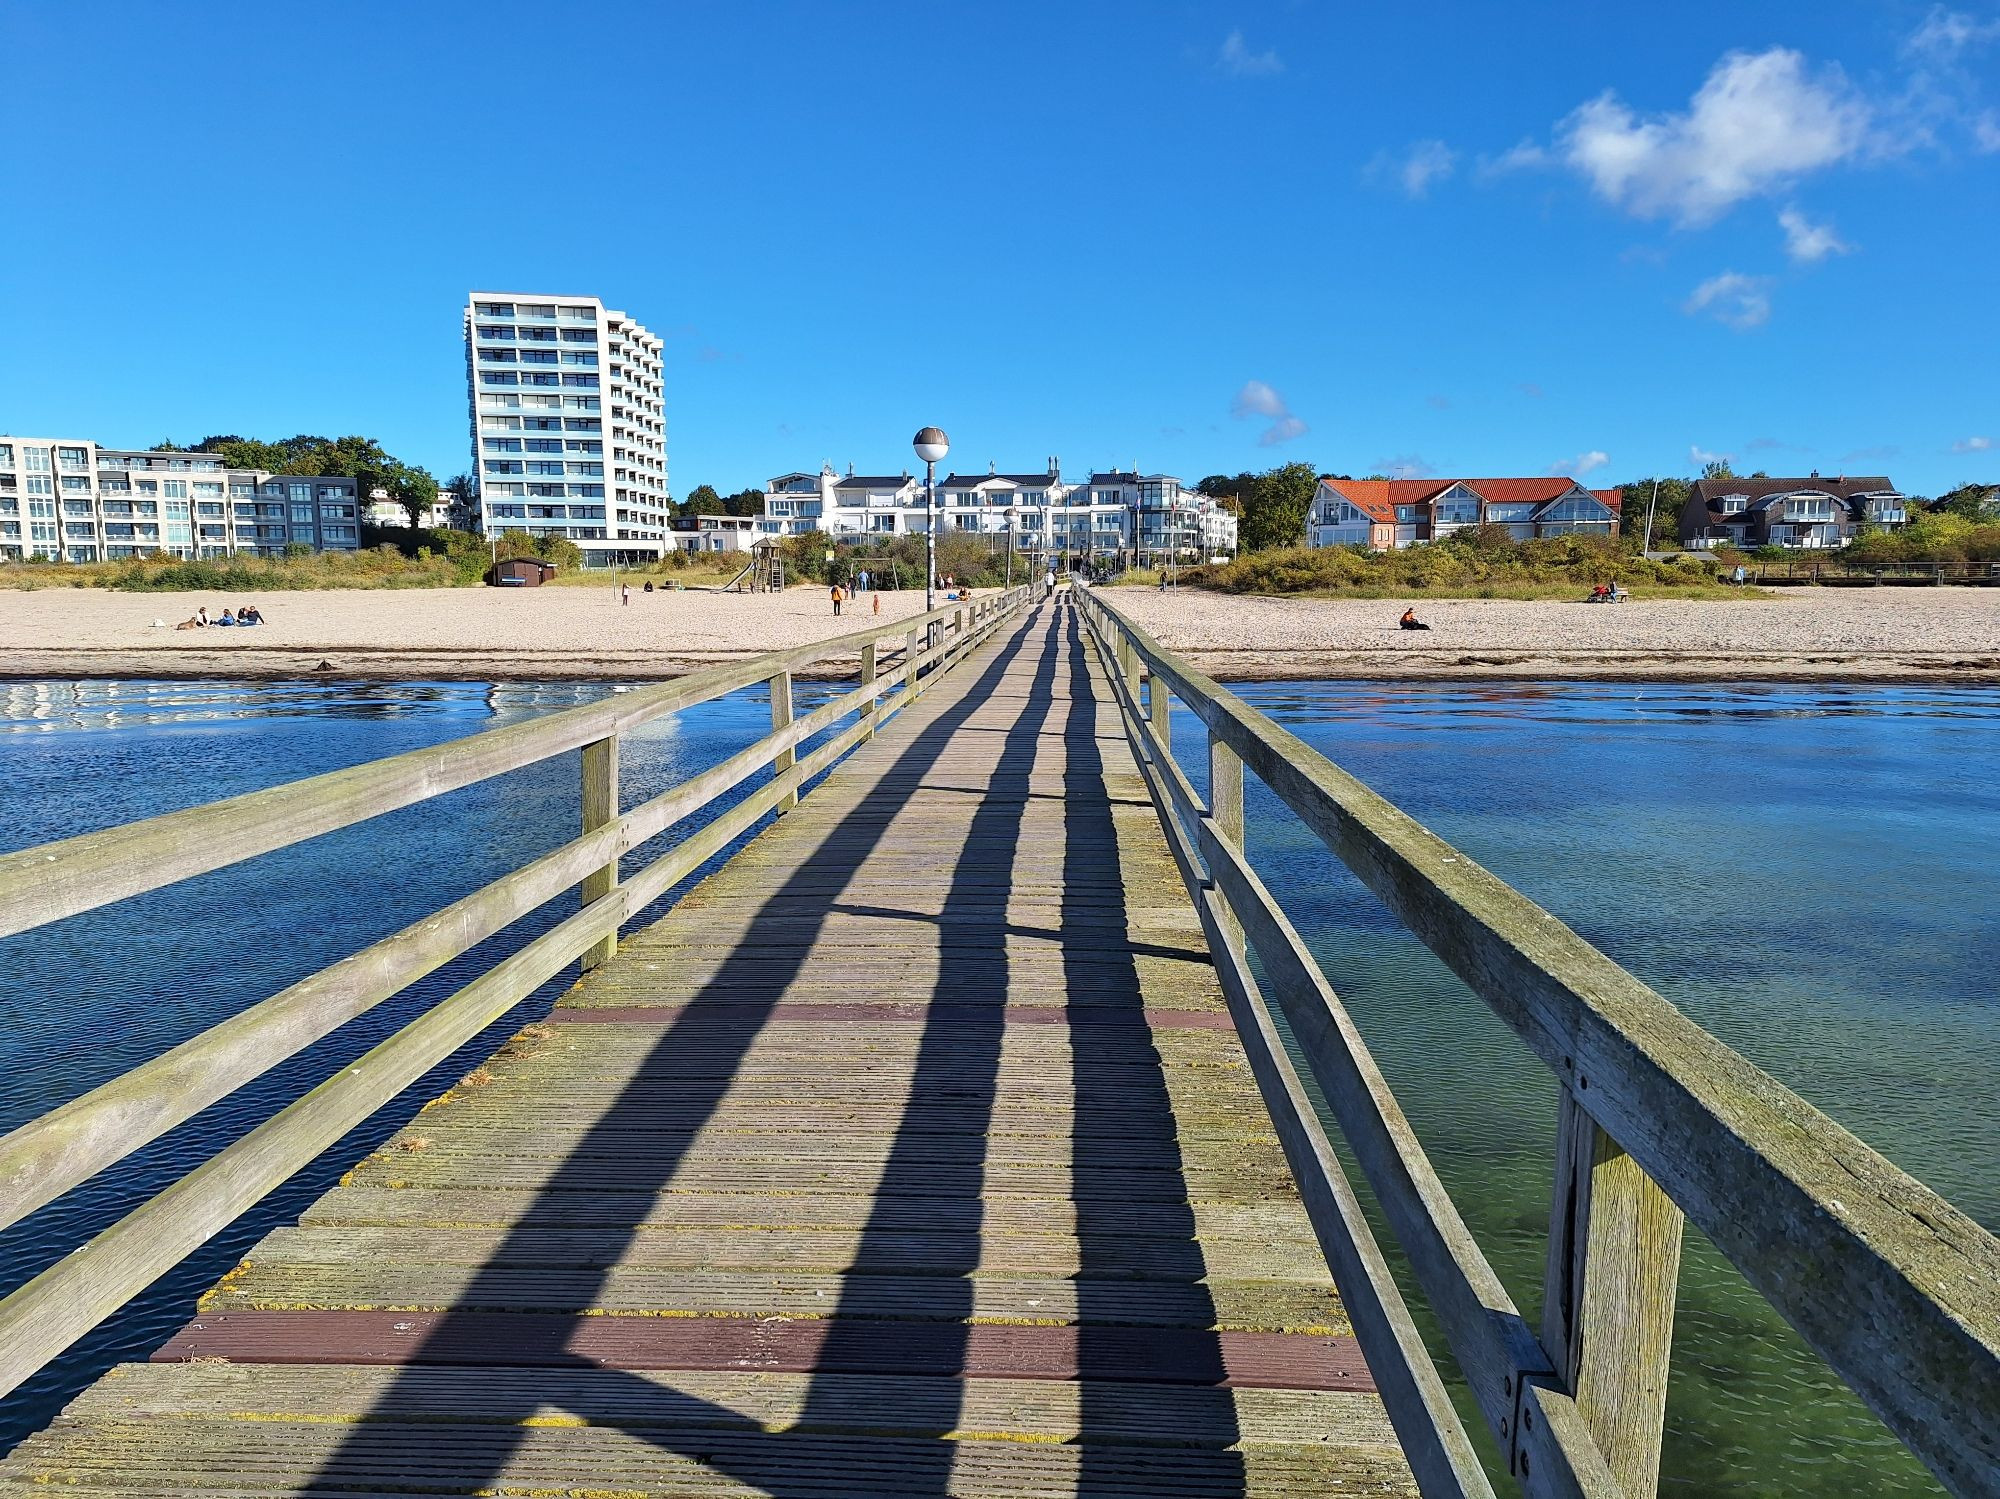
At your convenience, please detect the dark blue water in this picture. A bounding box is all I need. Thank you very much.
[1197,680,2000,1498]
[0,677,1991,1495]
[0,675,855,1454]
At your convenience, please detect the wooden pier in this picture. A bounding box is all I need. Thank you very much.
[0,588,1993,1497]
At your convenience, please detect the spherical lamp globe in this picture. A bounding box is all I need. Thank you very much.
[912,427,950,465]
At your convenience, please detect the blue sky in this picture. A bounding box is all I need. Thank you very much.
[2,0,1995,496]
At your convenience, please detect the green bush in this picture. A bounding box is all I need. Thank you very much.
[1177,534,1727,598]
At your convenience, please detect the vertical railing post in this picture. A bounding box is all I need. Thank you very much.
[1207,733,1244,945]
[1540,1093,1685,1497]
[1149,667,1171,751]
[580,734,619,971]
[860,641,878,742]
[770,669,797,814]
[905,626,921,697]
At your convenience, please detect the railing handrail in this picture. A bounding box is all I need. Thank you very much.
[0,594,1000,943]
[1075,585,2000,1499]
[0,584,1034,1406]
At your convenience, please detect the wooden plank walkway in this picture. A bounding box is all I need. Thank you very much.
[0,600,1416,1496]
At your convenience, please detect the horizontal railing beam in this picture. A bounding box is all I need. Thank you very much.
[0,594,1023,943]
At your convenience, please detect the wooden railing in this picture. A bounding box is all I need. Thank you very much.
[0,585,1033,1405]
[1074,586,2000,1499]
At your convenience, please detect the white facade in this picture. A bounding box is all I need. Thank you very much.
[466,291,670,565]
[749,461,1234,563]
[0,438,360,561]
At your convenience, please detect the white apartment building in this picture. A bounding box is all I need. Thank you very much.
[753,461,1235,563]
[0,437,360,561]
[464,292,670,565]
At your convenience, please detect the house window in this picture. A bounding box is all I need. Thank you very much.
[1719,496,1748,514]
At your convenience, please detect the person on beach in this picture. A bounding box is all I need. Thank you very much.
[621,583,630,607]
[643,580,654,594]
[872,593,881,616]
[1399,607,1430,631]
[195,606,209,628]
[216,609,237,627]
[238,604,262,625]
[831,582,845,617]
[858,568,870,594]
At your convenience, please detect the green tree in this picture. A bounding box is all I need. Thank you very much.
[681,484,725,518]
[1238,462,1318,552]
[722,488,766,517]
[1930,483,2000,522]
[1701,458,1736,480]
[361,460,441,530]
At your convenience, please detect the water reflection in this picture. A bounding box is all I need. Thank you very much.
[1208,677,1999,1498]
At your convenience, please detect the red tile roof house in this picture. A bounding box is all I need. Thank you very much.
[1308,477,1621,550]
[1677,475,1908,551]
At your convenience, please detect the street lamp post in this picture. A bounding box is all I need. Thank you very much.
[913,427,949,615]
[1005,505,1015,590]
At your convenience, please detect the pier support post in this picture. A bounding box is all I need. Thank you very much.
[770,670,797,813]
[1208,734,1244,943]
[1150,669,1171,752]
[860,642,878,742]
[580,735,619,971]
[1541,1093,1685,1497]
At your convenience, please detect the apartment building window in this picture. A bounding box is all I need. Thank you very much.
[167,459,190,471]
[321,505,355,520]
[25,447,50,471]
[25,477,53,496]
[318,487,350,502]
[479,348,517,363]
[524,439,561,454]
[57,446,89,468]
[193,460,220,472]
[522,373,560,386]
[0,444,13,467]
[482,372,520,387]
[289,483,311,503]
[520,303,555,318]
[483,416,523,432]
[561,329,595,343]
[527,484,565,498]
[163,480,188,499]
[560,351,598,366]
[193,482,224,498]
[559,305,594,321]
[485,460,524,475]
[564,417,602,431]
[230,483,253,498]
[520,349,558,365]
[524,394,560,410]
[476,302,514,316]
[291,505,314,524]
[567,484,605,498]
[60,476,91,492]
[484,438,523,453]
[569,462,604,477]
[476,324,514,340]
[525,461,564,476]
[562,374,600,388]
[562,397,600,411]
[564,439,602,454]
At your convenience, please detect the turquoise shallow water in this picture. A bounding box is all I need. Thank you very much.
[1200,680,2000,1498]
[0,676,1993,1494]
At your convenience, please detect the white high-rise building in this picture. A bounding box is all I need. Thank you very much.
[464,292,669,565]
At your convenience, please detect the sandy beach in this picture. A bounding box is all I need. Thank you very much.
[0,583,1997,682]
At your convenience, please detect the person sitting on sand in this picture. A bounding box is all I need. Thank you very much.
[1606,581,1624,603]
[195,605,210,627]
[239,604,263,625]
[216,609,237,627]
[1399,607,1430,632]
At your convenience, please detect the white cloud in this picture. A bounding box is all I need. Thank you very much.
[1976,111,2000,151]
[1370,140,1457,197]
[1231,380,1309,446]
[1778,205,1853,262]
[1558,49,1872,225]
[1548,450,1611,478]
[1906,7,2000,61]
[1217,29,1283,78]
[1953,435,1994,453]
[1691,444,1735,468]
[1684,271,1773,329]
[1479,139,1551,178]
